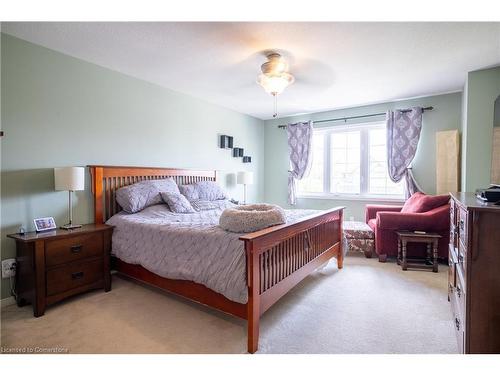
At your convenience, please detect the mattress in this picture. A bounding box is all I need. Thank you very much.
[106,200,318,304]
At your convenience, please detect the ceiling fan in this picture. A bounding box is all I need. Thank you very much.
[256,52,295,118]
[217,49,334,119]
[254,50,334,118]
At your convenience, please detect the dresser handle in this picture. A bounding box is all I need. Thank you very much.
[459,219,465,231]
[458,254,464,264]
[456,285,461,298]
[455,317,460,331]
[71,271,84,280]
[70,245,83,253]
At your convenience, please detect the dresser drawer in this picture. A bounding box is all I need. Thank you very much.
[45,232,103,267]
[450,271,466,353]
[449,223,457,250]
[458,208,468,246]
[448,246,457,290]
[450,202,457,226]
[458,240,467,277]
[46,258,103,296]
[451,298,465,354]
[455,266,466,316]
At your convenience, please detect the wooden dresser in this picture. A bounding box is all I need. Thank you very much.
[7,224,113,317]
[448,192,500,353]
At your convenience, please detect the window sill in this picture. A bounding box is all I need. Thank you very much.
[296,194,405,203]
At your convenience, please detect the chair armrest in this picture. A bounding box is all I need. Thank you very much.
[365,204,403,223]
[377,205,450,231]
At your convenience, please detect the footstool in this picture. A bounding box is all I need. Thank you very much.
[343,221,375,258]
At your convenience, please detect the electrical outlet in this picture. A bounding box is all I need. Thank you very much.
[2,259,16,278]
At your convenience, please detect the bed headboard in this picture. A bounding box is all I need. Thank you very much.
[88,165,217,224]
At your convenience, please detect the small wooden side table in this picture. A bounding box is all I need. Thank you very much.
[395,231,441,272]
[7,224,113,317]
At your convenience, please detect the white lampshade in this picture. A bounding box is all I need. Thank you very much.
[237,171,254,185]
[54,167,85,191]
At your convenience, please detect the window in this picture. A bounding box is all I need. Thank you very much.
[297,122,404,199]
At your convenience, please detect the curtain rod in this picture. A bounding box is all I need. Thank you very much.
[277,106,434,129]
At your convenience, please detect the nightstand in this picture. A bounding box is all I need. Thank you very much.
[7,224,113,317]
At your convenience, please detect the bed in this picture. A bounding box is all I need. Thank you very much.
[89,165,344,353]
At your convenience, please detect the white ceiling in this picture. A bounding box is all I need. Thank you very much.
[3,22,500,120]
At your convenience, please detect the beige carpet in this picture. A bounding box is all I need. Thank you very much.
[0,254,458,354]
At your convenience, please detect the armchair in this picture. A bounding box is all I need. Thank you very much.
[366,202,450,262]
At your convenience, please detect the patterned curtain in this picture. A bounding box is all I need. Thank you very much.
[287,121,313,205]
[386,107,424,199]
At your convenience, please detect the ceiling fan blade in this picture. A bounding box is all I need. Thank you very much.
[292,58,335,88]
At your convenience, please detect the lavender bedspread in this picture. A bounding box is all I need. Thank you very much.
[106,200,319,304]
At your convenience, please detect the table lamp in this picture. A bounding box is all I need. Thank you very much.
[237,171,253,204]
[54,167,85,229]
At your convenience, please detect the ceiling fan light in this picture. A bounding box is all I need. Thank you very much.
[257,72,295,95]
[260,53,288,75]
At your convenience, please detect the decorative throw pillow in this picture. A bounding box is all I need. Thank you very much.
[195,181,228,201]
[401,192,450,213]
[179,184,200,201]
[401,192,424,213]
[179,181,228,201]
[160,192,196,213]
[415,194,450,213]
[116,178,180,213]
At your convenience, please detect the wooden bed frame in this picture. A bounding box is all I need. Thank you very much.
[89,165,344,353]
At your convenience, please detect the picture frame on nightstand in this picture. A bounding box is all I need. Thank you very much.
[33,217,57,232]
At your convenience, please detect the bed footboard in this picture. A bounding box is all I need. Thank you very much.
[240,207,344,353]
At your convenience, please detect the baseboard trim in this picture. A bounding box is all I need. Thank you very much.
[1,296,16,308]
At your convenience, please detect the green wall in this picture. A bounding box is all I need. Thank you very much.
[494,97,500,126]
[461,79,469,191]
[462,67,500,191]
[0,34,265,300]
[263,92,463,221]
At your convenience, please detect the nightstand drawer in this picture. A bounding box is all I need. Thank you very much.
[46,258,103,296]
[45,232,103,266]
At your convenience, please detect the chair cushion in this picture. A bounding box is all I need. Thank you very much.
[368,218,377,231]
[401,192,450,213]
